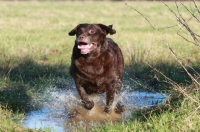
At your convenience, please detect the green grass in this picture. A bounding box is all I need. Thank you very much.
[0,105,40,132]
[0,1,200,131]
[91,92,200,132]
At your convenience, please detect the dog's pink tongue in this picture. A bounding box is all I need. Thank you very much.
[77,44,91,50]
[77,44,92,54]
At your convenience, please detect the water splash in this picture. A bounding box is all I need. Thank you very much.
[23,87,167,132]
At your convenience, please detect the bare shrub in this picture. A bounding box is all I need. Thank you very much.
[125,1,200,107]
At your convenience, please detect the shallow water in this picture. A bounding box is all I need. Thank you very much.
[22,88,167,132]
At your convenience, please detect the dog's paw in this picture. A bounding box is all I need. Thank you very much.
[103,106,111,113]
[115,103,126,113]
[82,100,94,110]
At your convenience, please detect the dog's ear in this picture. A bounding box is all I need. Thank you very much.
[108,25,113,28]
[68,24,80,36]
[98,24,116,35]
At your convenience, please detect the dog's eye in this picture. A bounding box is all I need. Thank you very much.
[89,30,95,34]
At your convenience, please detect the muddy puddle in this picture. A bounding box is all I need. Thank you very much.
[22,87,167,132]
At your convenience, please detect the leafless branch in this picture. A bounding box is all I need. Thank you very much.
[166,43,200,88]
[147,63,178,87]
[193,0,200,14]
[148,62,199,104]
[125,3,179,30]
[125,2,200,100]
[124,71,166,95]
[180,2,200,23]
[125,3,156,30]
[171,1,200,46]
[177,31,199,46]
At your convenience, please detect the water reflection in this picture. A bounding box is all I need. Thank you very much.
[23,108,65,132]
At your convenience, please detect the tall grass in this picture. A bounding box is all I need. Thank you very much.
[0,1,200,131]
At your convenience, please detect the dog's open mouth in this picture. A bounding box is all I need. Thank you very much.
[77,42,97,54]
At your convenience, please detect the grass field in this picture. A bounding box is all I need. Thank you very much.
[0,1,200,131]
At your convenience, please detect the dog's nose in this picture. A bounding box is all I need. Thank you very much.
[78,35,85,41]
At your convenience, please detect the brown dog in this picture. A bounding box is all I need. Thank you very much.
[68,23,124,113]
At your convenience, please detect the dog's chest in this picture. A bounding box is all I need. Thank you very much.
[75,56,105,77]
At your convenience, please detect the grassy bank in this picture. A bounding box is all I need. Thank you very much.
[0,105,39,132]
[0,1,199,131]
[92,98,200,131]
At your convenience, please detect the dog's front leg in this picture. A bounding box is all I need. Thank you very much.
[104,88,115,113]
[76,84,94,110]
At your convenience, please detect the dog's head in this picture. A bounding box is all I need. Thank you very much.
[69,24,116,54]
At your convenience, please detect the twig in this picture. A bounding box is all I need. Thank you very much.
[193,0,200,14]
[147,63,178,87]
[125,3,156,30]
[125,2,180,31]
[124,71,166,96]
[180,2,200,23]
[164,1,200,46]
[147,61,199,104]
[177,31,200,46]
[167,43,200,88]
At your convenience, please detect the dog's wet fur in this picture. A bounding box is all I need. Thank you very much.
[68,23,124,114]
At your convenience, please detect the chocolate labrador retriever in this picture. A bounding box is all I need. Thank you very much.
[69,23,124,113]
